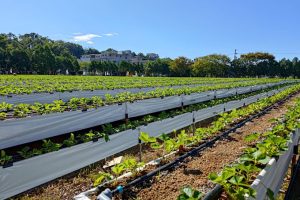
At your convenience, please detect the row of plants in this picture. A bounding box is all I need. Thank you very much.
[0,80,288,119]
[0,130,110,166]
[0,84,288,165]
[0,76,255,95]
[208,96,300,199]
[87,84,300,194]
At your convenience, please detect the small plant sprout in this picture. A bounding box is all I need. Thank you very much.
[177,186,202,200]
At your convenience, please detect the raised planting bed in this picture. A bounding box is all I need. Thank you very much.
[70,86,300,200]
[208,98,300,200]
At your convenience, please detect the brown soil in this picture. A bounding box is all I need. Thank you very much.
[16,93,299,200]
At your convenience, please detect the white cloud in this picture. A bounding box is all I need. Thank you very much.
[72,33,102,44]
[103,33,118,37]
[70,32,118,45]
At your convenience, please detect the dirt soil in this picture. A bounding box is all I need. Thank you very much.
[16,94,299,200]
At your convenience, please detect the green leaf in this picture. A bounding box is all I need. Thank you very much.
[266,188,275,200]
[150,142,162,149]
[208,172,218,181]
[244,133,260,142]
[177,186,202,200]
[229,176,244,185]
[182,187,193,197]
[159,133,170,141]
[258,156,271,165]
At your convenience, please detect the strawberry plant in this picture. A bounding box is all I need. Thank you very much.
[63,133,77,147]
[79,131,96,142]
[93,172,113,186]
[139,132,157,144]
[42,139,62,153]
[121,157,144,176]
[18,146,42,158]
[95,132,110,142]
[0,112,7,120]
[111,163,125,185]
[0,102,13,112]
[0,150,12,166]
[209,97,300,199]
[0,80,293,120]
[177,186,202,200]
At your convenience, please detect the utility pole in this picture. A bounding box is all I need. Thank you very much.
[234,49,238,60]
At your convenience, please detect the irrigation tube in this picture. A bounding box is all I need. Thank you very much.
[202,184,222,200]
[83,91,295,200]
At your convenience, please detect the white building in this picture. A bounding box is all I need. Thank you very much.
[80,49,159,64]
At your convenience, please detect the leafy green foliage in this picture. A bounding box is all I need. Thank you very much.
[121,156,144,176]
[0,78,288,119]
[139,132,157,143]
[177,186,202,200]
[93,172,113,186]
[42,139,62,153]
[244,132,260,142]
[92,157,144,186]
[0,150,12,165]
[209,94,300,199]
[63,133,77,147]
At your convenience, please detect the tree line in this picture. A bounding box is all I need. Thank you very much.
[1,32,300,77]
[0,33,92,74]
[83,53,300,78]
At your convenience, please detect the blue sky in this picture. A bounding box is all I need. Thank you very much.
[1,0,300,59]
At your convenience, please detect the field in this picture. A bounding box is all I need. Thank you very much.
[0,75,256,95]
[0,75,299,200]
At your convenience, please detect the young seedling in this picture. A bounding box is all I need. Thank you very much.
[0,150,12,166]
[63,133,77,147]
[93,172,113,186]
[177,186,202,200]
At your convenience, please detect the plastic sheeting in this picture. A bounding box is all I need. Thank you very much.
[0,84,206,105]
[0,104,125,149]
[0,81,288,105]
[0,88,286,200]
[250,129,300,200]
[127,95,182,118]
[0,83,285,149]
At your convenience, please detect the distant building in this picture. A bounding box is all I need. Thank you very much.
[80,49,159,64]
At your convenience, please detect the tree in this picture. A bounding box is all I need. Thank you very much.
[278,58,293,77]
[169,57,192,76]
[58,41,84,58]
[89,61,98,75]
[192,54,230,77]
[32,45,56,74]
[118,61,132,75]
[0,48,6,72]
[84,48,100,54]
[0,33,83,74]
[239,52,276,77]
[144,58,171,76]
[9,48,31,73]
[292,57,300,78]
